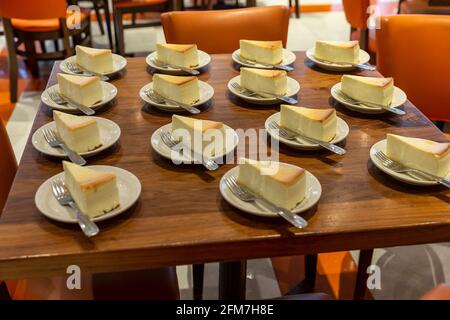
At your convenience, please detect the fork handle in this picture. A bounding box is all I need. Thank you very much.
[355,63,376,71]
[277,96,298,105]
[68,201,99,237]
[255,198,308,229]
[410,169,450,188]
[295,137,346,155]
[59,143,87,166]
[273,65,294,72]
[67,100,96,115]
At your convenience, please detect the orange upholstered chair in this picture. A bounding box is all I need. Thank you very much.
[161,6,290,54]
[342,0,375,52]
[377,15,450,122]
[0,119,17,300]
[0,0,91,102]
[422,284,450,300]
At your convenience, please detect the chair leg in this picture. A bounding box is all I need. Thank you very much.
[295,0,300,18]
[0,281,11,300]
[93,3,105,35]
[115,11,126,56]
[354,249,374,300]
[103,0,114,50]
[193,264,204,300]
[3,19,19,103]
[23,39,40,78]
[360,29,369,53]
[287,254,318,294]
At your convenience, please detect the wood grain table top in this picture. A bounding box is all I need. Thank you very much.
[0,53,449,280]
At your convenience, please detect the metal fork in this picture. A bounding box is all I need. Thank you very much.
[65,61,109,81]
[269,121,346,155]
[47,89,95,115]
[314,56,376,71]
[150,57,200,76]
[230,82,297,105]
[225,176,308,228]
[42,128,86,165]
[159,131,219,171]
[144,89,200,114]
[236,55,294,72]
[375,150,450,188]
[334,88,405,115]
[51,178,99,237]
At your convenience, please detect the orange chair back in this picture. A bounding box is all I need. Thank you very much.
[342,0,370,30]
[161,6,290,54]
[377,15,450,122]
[0,120,17,214]
[0,0,66,20]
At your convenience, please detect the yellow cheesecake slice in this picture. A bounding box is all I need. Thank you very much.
[153,74,200,105]
[240,67,287,96]
[53,110,101,153]
[386,134,450,177]
[171,115,226,157]
[156,43,199,68]
[237,158,306,210]
[239,40,283,65]
[314,40,360,64]
[57,73,103,107]
[75,45,113,74]
[280,105,337,142]
[63,161,120,218]
[341,75,394,107]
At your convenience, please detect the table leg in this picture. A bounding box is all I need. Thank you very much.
[287,254,317,294]
[219,261,247,300]
[193,264,205,300]
[354,249,374,300]
[246,0,257,7]
[103,0,114,51]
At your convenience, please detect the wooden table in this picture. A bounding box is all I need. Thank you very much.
[0,53,449,299]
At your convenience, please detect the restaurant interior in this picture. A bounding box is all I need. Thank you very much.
[0,0,449,301]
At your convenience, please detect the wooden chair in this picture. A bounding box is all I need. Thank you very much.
[0,0,92,103]
[342,0,373,53]
[399,0,450,14]
[289,0,300,18]
[113,0,169,56]
[161,5,290,54]
[71,0,114,50]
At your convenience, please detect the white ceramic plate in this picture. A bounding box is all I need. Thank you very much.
[145,50,211,74]
[35,165,141,223]
[306,47,370,71]
[220,163,322,217]
[151,123,239,163]
[231,49,297,69]
[370,139,450,186]
[139,81,214,112]
[60,54,127,77]
[32,118,121,158]
[331,83,407,114]
[265,112,349,150]
[41,82,117,113]
[227,75,300,105]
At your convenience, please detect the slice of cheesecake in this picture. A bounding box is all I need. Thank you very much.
[171,115,226,157]
[156,43,199,68]
[240,67,287,96]
[63,161,120,218]
[153,74,200,105]
[239,40,283,65]
[280,105,337,142]
[314,40,360,64]
[57,73,103,107]
[386,134,450,177]
[341,75,394,107]
[75,45,113,74]
[53,110,102,153]
[237,158,306,210]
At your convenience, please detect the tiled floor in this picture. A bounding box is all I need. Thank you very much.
[2,1,449,300]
